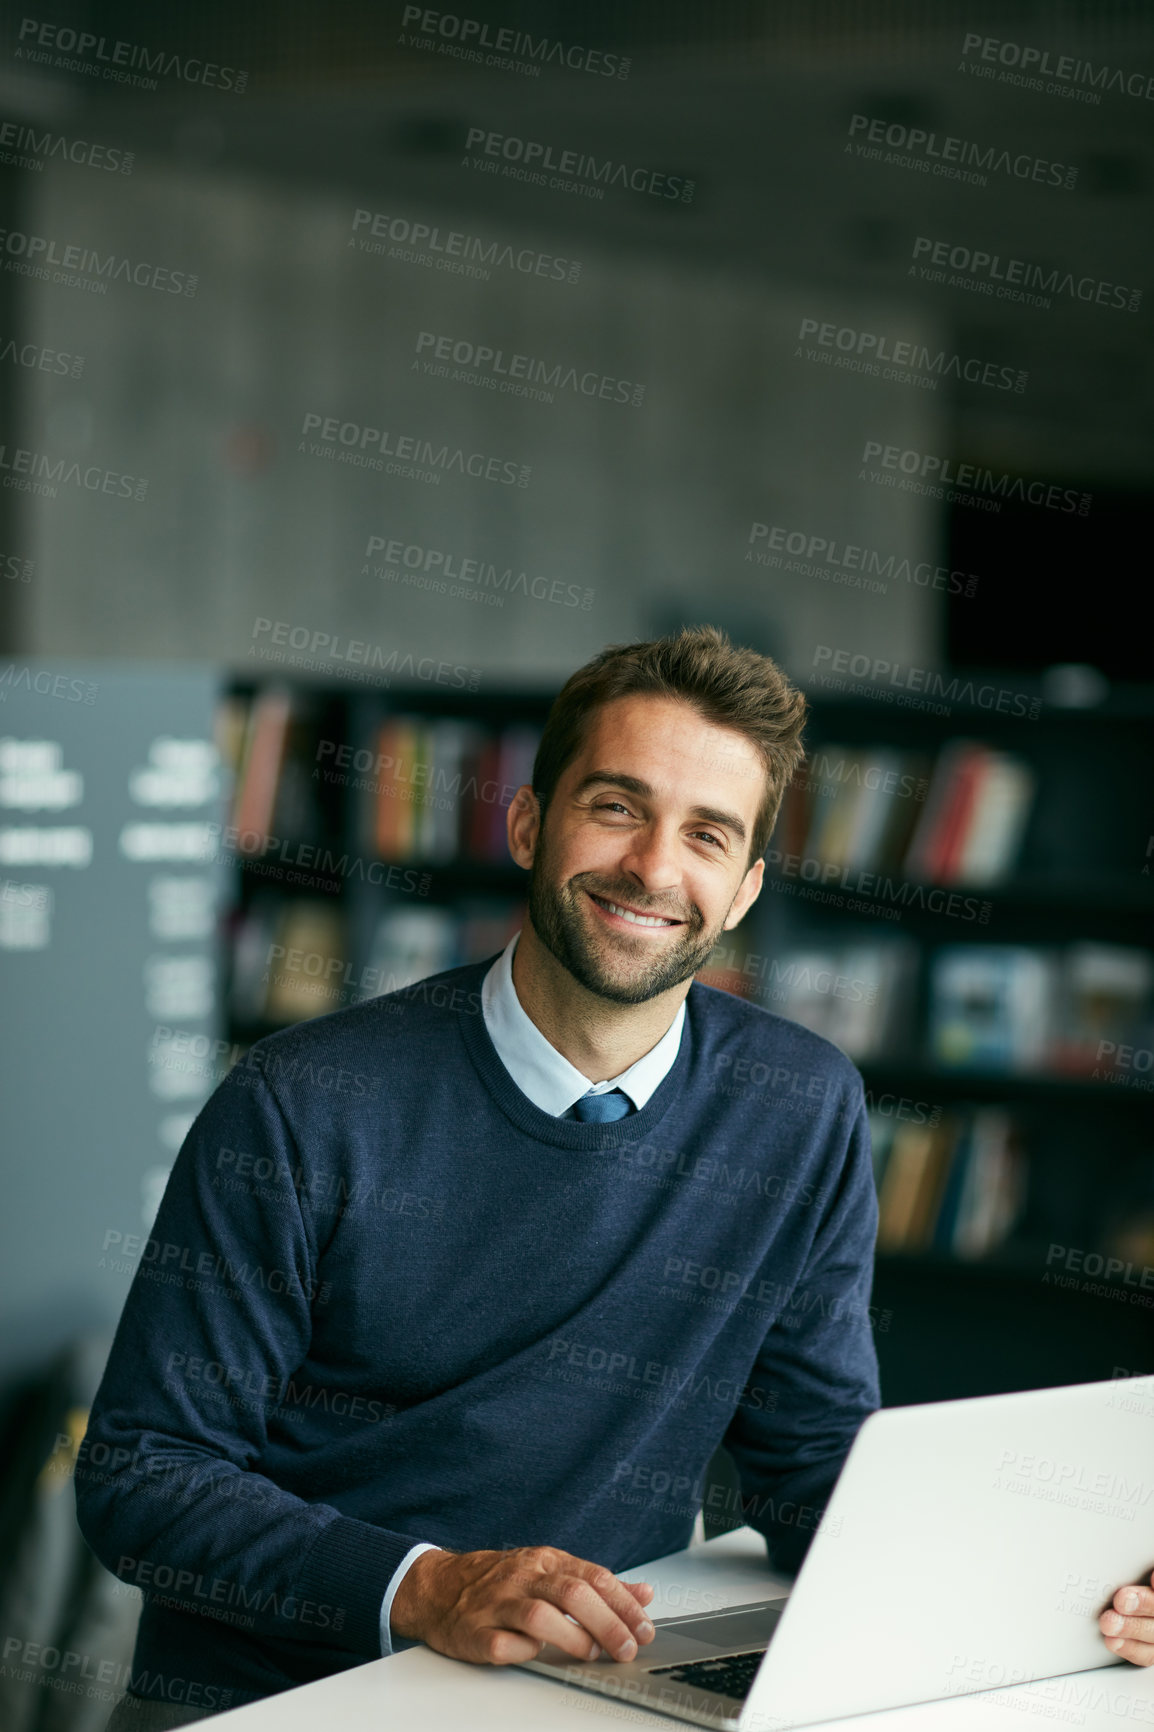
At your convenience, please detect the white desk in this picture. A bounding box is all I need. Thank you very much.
[207,1526,1154,1732]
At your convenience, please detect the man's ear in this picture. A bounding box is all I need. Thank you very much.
[722,856,764,932]
[506,784,541,870]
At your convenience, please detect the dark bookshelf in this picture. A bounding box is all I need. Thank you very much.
[744,682,1154,1384]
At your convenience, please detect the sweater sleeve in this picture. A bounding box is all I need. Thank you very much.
[720,1087,881,1575]
[74,1061,431,1659]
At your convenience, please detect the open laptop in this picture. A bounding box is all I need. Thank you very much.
[520,1375,1154,1729]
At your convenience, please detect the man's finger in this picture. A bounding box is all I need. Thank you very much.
[483,1625,553,1665]
[1103,1636,1154,1667]
[577,1565,657,1652]
[1115,1585,1154,1616]
[1101,1609,1154,1648]
[541,1572,653,1661]
[490,1584,629,1665]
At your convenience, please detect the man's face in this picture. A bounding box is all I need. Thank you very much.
[518,694,767,1004]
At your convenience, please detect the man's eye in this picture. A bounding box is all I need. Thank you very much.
[594,801,632,816]
[692,831,724,848]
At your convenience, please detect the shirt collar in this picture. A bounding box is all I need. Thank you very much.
[481,928,686,1118]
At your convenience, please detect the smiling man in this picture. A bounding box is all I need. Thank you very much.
[77,625,884,1731]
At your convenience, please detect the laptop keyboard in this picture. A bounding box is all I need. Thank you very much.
[649,1648,766,1701]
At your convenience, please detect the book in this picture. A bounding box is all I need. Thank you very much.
[843,750,902,872]
[791,746,933,876]
[803,748,862,869]
[374,716,418,859]
[465,735,503,860]
[931,744,989,882]
[1053,944,1154,1077]
[873,1107,1026,1257]
[903,740,976,882]
[929,946,1055,1071]
[902,740,1035,885]
[361,905,460,996]
[232,689,293,849]
[766,938,917,1060]
[263,900,346,1023]
[957,752,1036,884]
[951,1109,1024,1257]
[228,894,282,1025]
[876,1121,954,1250]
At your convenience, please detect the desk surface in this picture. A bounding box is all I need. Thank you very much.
[208,1526,1154,1732]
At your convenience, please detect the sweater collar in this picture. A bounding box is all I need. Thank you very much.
[456,955,695,1148]
[480,929,686,1117]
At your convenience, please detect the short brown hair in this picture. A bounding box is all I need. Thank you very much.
[532,625,808,868]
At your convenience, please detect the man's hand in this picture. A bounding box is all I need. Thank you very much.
[1100,1574,1154,1663]
[390,1545,657,1666]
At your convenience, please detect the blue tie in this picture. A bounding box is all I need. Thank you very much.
[568,1088,633,1122]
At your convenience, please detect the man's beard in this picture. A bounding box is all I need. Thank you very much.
[526,827,732,1005]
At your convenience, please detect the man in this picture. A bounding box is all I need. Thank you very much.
[77,624,883,1730]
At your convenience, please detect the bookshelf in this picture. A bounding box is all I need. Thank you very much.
[716,685,1154,1357]
[214,674,1154,1391]
[218,681,555,1047]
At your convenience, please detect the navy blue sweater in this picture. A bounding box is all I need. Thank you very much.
[74,956,880,1711]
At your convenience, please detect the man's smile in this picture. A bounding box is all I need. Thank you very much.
[586,890,685,932]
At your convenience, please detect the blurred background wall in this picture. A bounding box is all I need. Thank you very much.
[0,1,1152,1724]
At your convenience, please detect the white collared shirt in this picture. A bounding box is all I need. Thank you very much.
[480,928,685,1115]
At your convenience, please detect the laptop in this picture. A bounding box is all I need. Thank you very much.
[520,1375,1154,1729]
